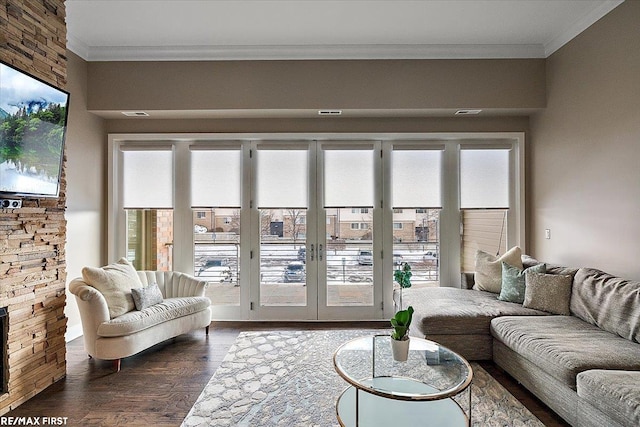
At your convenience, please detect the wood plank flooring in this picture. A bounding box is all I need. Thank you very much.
[7,322,569,426]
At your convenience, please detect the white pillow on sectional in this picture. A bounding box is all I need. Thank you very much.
[473,246,523,294]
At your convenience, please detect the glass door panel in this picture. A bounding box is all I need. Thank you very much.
[325,208,373,306]
[193,208,240,306]
[259,208,307,307]
[189,146,243,310]
[253,145,314,319]
[392,208,440,290]
[320,145,381,319]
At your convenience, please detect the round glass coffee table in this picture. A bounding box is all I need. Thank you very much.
[333,334,473,427]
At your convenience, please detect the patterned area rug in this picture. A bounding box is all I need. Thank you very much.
[182,330,543,427]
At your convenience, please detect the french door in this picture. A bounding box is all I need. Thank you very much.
[250,141,383,320]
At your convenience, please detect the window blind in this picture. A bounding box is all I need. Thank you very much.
[190,148,241,208]
[122,148,173,209]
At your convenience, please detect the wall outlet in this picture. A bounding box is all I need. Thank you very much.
[0,199,22,209]
[545,229,551,239]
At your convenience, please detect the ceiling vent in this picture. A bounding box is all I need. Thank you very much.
[454,109,482,116]
[122,111,149,117]
[318,110,342,116]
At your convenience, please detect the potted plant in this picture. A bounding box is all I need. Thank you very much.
[390,305,414,361]
[393,262,412,311]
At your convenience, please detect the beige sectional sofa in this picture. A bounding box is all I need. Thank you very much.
[401,255,640,427]
[70,267,211,371]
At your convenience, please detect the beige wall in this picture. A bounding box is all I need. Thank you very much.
[87,59,545,114]
[64,52,106,340]
[529,0,640,279]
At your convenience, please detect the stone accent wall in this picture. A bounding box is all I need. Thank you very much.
[0,0,68,415]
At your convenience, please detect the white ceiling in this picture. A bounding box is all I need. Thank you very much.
[66,0,623,61]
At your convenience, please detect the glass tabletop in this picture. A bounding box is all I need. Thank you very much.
[333,335,473,401]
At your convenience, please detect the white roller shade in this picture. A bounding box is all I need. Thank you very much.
[256,149,308,208]
[392,149,442,208]
[122,148,173,209]
[460,148,509,209]
[324,149,374,208]
[190,148,241,207]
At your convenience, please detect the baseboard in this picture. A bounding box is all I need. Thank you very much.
[65,324,83,343]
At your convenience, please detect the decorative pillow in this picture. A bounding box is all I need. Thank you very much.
[131,282,164,311]
[499,262,546,304]
[473,246,523,293]
[523,271,573,315]
[81,258,142,318]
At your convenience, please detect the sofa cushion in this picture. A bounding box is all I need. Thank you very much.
[577,370,640,427]
[131,282,164,310]
[523,271,572,315]
[491,316,640,389]
[401,287,548,337]
[499,262,546,304]
[97,296,211,337]
[571,268,640,343]
[473,246,523,293]
[82,258,143,318]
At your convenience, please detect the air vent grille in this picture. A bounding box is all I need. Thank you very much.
[318,110,342,116]
[122,111,149,117]
[455,109,482,116]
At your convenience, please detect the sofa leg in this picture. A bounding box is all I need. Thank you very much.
[205,325,210,335]
[113,359,121,372]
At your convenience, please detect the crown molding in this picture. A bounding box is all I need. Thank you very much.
[66,34,90,59]
[544,0,624,57]
[68,43,546,62]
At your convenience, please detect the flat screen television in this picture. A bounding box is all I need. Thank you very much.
[0,60,70,198]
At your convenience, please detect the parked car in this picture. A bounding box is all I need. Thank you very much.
[297,247,306,262]
[423,251,438,261]
[393,253,403,265]
[284,262,306,282]
[194,224,207,233]
[197,258,235,283]
[357,250,373,265]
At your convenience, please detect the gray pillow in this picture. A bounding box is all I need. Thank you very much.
[131,283,164,311]
[523,271,573,315]
[499,262,546,304]
[82,258,142,318]
[473,246,523,293]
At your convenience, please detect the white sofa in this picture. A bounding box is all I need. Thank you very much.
[70,270,211,371]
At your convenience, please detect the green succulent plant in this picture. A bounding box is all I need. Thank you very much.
[390,306,414,341]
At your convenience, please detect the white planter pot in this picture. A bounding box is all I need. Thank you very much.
[391,337,410,362]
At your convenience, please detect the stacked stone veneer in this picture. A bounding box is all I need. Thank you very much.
[0,0,68,415]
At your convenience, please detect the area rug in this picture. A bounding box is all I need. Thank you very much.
[182,330,543,427]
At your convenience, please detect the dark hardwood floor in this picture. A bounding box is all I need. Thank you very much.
[7,322,568,426]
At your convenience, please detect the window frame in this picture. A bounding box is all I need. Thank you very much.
[109,132,525,321]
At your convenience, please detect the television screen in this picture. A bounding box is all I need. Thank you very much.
[0,60,70,198]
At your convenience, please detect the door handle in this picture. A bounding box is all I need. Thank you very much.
[319,244,323,261]
[310,244,315,261]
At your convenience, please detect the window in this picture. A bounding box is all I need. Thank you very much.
[190,147,243,307]
[111,134,523,321]
[121,146,174,270]
[459,146,512,271]
[390,147,443,288]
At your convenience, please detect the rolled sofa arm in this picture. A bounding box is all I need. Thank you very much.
[69,278,111,357]
[137,271,208,299]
